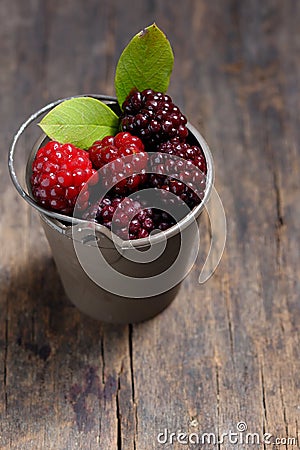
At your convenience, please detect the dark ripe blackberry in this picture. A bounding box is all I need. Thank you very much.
[82,195,156,240]
[147,139,208,209]
[148,150,207,210]
[82,192,177,239]
[157,138,207,175]
[121,89,188,148]
[152,210,176,231]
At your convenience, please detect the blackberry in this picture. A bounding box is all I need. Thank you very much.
[148,173,203,210]
[82,196,154,240]
[157,138,207,174]
[88,132,148,195]
[152,209,176,231]
[82,194,176,240]
[121,89,188,148]
[146,138,207,210]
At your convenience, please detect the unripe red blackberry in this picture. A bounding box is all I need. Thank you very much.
[121,89,188,148]
[31,141,98,214]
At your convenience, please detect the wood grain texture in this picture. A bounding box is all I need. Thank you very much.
[0,0,300,449]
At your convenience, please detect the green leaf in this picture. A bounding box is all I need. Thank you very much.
[39,97,120,149]
[115,23,174,108]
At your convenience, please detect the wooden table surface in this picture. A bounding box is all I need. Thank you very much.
[1,0,300,449]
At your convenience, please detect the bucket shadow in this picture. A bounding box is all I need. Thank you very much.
[7,254,128,339]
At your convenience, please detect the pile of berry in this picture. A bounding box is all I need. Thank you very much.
[31,90,207,240]
[82,196,175,240]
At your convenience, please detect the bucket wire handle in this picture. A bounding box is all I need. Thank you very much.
[198,186,227,284]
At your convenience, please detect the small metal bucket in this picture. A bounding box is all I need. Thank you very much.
[8,95,214,323]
